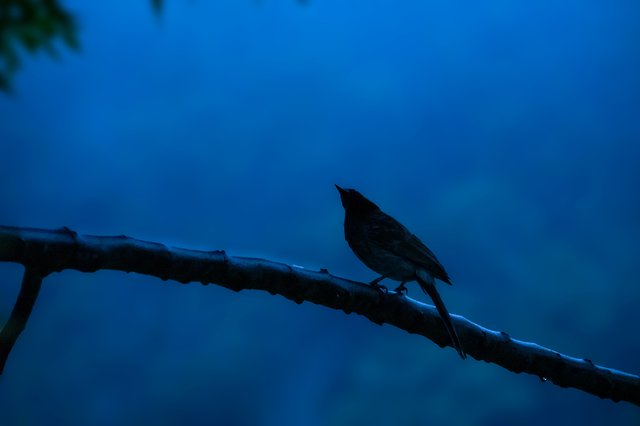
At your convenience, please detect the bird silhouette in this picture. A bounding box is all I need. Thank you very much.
[336,185,465,359]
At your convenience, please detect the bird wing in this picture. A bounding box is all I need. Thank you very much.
[368,211,452,284]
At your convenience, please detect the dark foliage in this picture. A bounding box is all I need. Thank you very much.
[0,0,169,91]
[0,0,78,91]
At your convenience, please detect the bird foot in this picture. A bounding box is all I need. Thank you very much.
[368,276,387,293]
[369,282,388,294]
[394,283,408,295]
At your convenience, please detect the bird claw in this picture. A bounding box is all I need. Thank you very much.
[394,283,408,295]
[370,282,388,294]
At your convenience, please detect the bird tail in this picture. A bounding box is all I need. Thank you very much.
[416,270,466,360]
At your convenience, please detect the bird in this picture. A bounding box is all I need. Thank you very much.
[335,185,466,359]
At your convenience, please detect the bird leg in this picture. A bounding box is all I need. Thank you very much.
[394,282,408,295]
[369,276,388,293]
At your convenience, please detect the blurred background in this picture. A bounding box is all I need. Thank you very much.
[1,0,639,424]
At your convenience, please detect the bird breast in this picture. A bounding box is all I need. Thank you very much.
[345,218,418,281]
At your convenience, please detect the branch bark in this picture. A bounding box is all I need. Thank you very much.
[0,265,43,374]
[0,225,638,405]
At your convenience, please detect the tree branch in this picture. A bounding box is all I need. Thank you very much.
[0,225,638,405]
[0,265,44,374]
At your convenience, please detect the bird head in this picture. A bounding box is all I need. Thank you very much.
[335,185,380,213]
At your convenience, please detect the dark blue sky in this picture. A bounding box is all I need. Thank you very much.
[1,1,639,425]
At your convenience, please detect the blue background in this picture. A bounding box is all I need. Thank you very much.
[1,0,639,424]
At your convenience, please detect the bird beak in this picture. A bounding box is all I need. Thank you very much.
[335,184,347,196]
